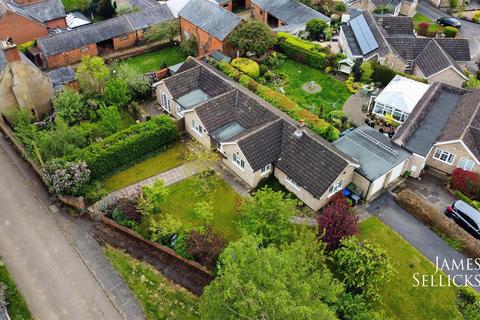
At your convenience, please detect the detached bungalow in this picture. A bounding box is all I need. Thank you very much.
[0,0,66,44]
[393,83,480,177]
[36,4,174,68]
[154,57,359,211]
[251,0,330,32]
[339,11,470,87]
[178,0,242,57]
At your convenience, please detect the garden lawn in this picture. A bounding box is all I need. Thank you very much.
[143,174,242,241]
[104,246,199,320]
[413,13,441,34]
[0,258,32,320]
[102,142,187,192]
[273,59,351,115]
[120,47,187,73]
[359,217,461,320]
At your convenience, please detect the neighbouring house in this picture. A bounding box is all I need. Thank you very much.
[178,0,242,57]
[334,126,411,200]
[46,66,78,91]
[0,0,66,44]
[35,4,174,69]
[251,0,330,32]
[112,0,159,11]
[154,57,359,211]
[426,0,466,8]
[164,0,234,18]
[339,11,470,87]
[393,83,480,177]
[346,0,417,16]
[0,39,53,119]
[370,75,430,123]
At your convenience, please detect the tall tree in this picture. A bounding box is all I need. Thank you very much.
[200,231,343,319]
[97,103,121,136]
[227,21,275,56]
[145,21,180,45]
[113,64,151,99]
[77,55,110,96]
[102,77,131,109]
[239,187,296,246]
[306,18,328,41]
[52,88,85,126]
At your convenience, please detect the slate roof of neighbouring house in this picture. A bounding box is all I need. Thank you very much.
[369,0,415,7]
[392,83,469,156]
[46,66,76,87]
[375,15,415,37]
[178,0,242,41]
[166,57,357,198]
[0,0,65,24]
[334,126,411,181]
[37,4,173,56]
[252,0,330,24]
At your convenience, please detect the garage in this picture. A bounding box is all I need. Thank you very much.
[334,126,411,201]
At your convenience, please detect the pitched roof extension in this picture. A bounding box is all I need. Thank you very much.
[1,0,65,23]
[165,57,356,198]
[178,0,242,41]
[37,4,173,56]
[251,0,330,24]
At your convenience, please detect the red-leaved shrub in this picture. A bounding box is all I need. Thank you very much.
[317,193,359,250]
[418,22,430,36]
[451,168,480,200]
[187,226,227,270]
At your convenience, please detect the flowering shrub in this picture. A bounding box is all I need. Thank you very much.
[42,159,91,196]
[418,22,430,36]
[451,168,480,200]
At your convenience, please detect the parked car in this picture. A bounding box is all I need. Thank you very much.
[436,17,461,29]
[445,200,480,239]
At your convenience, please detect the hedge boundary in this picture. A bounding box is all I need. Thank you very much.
[68,115,178,179]
[217,61,340,141]
[395,188,480,259]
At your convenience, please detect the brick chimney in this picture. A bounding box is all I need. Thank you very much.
[2,38,20,63]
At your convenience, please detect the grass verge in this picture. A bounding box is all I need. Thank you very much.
[120,47,187,73]
[0,258,32,320]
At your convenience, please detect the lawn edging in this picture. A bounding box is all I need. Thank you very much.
[95,215,212,295]
[394,188,480,259]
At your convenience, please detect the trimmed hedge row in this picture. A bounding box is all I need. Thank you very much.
[275,32,345,70]
[371,62,427,86]
[453,190,480,211]
[395,189,480,259]
[217,61,340,141]
[68,115,178,179]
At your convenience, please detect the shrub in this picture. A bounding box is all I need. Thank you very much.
[52,88,86,126]
[111,207,138,229]
[187,226,227,270]
[457,286,480,320]
[317,193,359,250]
[217,61,242,80]
[371,62,427,86]
[97,104,121,136]
[334,1,347,12]
[137,179,169,216]
[231,58,260,78]
[306,19,328,41]
[68,115,177,178]
[360,61,373,83]
[102,77,131,109]
[333,236,394,300]
[82,181,108,204]
[443,26,459,38]
[418,22,431,36]
[454,190,480,210]
[42,159,91,196]
[263,51,286,69]
[276,32,331,70]
[395,189,480,258]
[373,4,391,14]
[449,0,458,10]
[227,20,275,55]
[451,168,480,200]
[473,11,480,23]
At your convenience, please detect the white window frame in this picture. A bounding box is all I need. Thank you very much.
[286,176,301,191]
[328,179,343,196]
[232,153,245,171]
[176,104,184,116]
[458,157,475,171]
[160,92,170,112]
[191,119,204,136]
[80,46,89,53]
[433,148,456,165]
[260,164,272,176]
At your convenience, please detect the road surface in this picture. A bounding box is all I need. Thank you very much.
[0,144,123,320]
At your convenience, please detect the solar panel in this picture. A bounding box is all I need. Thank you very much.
[350,14,379,55]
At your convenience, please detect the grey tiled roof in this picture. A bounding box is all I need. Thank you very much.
[415,40,464,78]
[375,15,415,37]
[8,0,65,23]
[178,0,242,41]
[436,38,471,61]
[47,66,76,86]
[37,4,173,56]
[0,48,6,72]
[173,57,356,198]
[251,0,330,24]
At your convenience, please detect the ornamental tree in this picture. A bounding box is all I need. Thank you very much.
[451,168,480,200]
[97,104,121,136]
[306,19,328,41]
[145,20,180,45]
[317,193,359,250]
[227,21,275,56]
[239,187,296,246]
[42,159,91,196]
[333,236,394,300]
[52,88,85,126]
[77,55,110,96]
[187,226,227,270]
[200,231,343,319]
[114,64,151,99]
[102,77,131,109]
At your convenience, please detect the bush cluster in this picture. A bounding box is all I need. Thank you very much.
[217,61,339,141]
[451,168,480,200]
[371,62,427,86]
[395,188,480,258]
[457,286,480,320]
[68,115,177,179]
[275,32,344,70]
[231,58,260,78]
[443,26,459,38]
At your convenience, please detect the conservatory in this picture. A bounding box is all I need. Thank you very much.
[370,75,430,123]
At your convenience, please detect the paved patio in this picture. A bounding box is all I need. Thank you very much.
[342,93,370,127]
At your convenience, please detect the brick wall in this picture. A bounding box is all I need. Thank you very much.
[46,43,98,68]
[112,32,137,50]
[180,17,224,56]
[0,10,48,44]
[46,17,67,29]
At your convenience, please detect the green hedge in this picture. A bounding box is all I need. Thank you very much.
[68,115,178,179]
[453,190,480,210]
[372,62,427,86]
[217,61,339,141]
[275,32,344,70]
